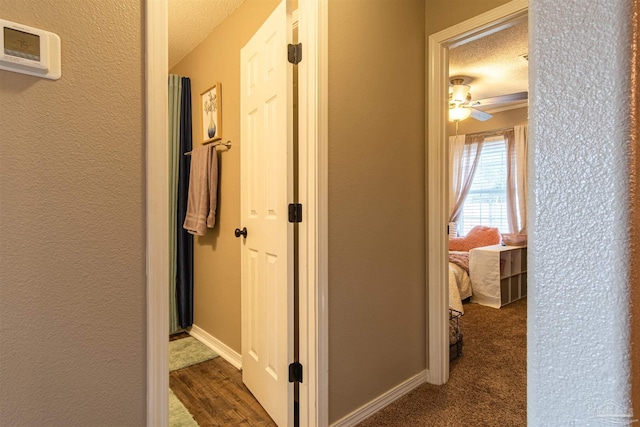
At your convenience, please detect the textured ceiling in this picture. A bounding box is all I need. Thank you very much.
[169,0,245,69]
[449,19,529,112]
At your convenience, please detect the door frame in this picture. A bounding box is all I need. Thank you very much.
[426,0,528,385]
[144,1,329,426]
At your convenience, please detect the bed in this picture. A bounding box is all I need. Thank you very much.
[447,225,502,313]
[448,251,470,361]
[448,251,472,313]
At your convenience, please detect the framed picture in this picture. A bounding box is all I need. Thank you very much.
[201,83,222,143]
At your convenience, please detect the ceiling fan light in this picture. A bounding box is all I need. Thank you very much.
[449,106,472,122]
[451,84,470,104]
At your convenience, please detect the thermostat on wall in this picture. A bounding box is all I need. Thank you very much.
[0,19,61,80]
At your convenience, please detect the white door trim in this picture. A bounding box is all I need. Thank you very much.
[145,0,169,425]
[425,0,528,385]
[144,1,328,426]
[297,1,329,426]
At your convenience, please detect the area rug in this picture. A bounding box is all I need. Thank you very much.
[169,389,198,427]
[169,336,219,426]
[169,336,218,371]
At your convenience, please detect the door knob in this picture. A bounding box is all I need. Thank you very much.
[234,227,247,238]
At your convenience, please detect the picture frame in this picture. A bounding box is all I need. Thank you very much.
[201,83,222,143]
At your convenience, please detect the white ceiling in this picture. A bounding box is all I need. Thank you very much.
[169,0,245,69]
[449,19,529,113]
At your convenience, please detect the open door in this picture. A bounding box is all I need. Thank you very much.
[240,1,294,426]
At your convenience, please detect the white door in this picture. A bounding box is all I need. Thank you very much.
[240,2,294,426]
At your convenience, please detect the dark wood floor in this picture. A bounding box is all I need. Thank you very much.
[170,331,190,341]
[170,334,276,427]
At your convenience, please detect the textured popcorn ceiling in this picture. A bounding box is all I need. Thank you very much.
[449,19,528,112]
[169,0,245,69]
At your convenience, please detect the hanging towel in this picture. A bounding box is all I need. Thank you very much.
[183,145,218,235]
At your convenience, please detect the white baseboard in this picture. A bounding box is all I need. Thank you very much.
[330,370,429,427]
[188,324,242,370]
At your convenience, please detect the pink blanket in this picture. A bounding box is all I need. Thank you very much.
[448,251,469,274]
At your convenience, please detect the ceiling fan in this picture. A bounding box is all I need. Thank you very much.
[449,77,528,122]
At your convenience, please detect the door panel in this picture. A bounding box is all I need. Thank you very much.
[240,1,293,426]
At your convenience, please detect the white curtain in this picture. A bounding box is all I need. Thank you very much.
[449,134,465,222]
[506,124,528,234]
[449,134,484,223]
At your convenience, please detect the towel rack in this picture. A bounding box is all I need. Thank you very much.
[184,140,232,156]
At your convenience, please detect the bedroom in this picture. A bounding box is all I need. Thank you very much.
[444,16,528,388]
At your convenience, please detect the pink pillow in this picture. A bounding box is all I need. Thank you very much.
[449,225,501,252]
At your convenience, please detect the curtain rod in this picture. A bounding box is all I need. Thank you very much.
[462,122,528,139]
[464,126,515,139]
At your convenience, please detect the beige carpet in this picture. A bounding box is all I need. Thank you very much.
[357,298,527,427]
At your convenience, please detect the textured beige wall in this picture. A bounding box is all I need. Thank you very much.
[328,1,426,422]
[170,0,279,353]
[447,107,528,135]
[0,1,145,426]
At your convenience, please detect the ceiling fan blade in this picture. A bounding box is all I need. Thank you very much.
[470,108,493,121]
[473,91,529,107]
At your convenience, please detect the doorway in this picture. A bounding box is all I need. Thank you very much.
[444,21,529,421]
[145,1,329,426]
[426,0,528,385]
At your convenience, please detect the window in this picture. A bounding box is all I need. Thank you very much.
[458,137,509,236]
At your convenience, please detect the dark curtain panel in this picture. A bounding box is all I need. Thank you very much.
[177,77,194,328]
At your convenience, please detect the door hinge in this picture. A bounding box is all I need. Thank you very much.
[289,362,303,383]
[288,43,302,64]
[288,203,303,223]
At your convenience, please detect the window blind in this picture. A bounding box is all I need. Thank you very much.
[459,137,509,236]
